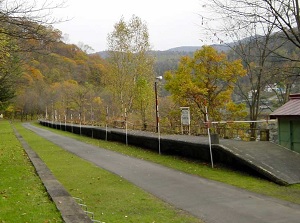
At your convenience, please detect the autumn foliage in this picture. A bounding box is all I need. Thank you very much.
[165,46,247,122]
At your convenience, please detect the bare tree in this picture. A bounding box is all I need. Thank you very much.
[261,0,300,50]
[200,0,300,139]
[0,0,67,56]
[203,0,300,60]
[0,0,66,108]
[0,0,65,41]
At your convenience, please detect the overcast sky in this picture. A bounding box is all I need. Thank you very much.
[51,0,206,52]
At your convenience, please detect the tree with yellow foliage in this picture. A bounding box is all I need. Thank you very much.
[106,15,155,125]
[165,46,246,122]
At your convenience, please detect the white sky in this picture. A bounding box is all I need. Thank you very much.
[51,0,206,52]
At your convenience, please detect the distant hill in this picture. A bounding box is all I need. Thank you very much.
[96,43,233,76]
[97,44,231,58]
[97,51,109,59]
[96,44,230,58]
[166,44,230,53]
[166,46,202,52]
[210,44,231,52]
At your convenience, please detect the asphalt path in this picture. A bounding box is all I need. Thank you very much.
[23,123,300,223]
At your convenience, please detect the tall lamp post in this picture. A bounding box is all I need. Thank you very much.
[155,76,163,154]
[51,100,54,125]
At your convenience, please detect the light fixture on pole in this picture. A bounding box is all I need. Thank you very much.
[51,100,54,125]
[155,76,162,133]
[155,76,163,155]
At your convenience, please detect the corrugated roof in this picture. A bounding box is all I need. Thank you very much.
[270,93,300,118]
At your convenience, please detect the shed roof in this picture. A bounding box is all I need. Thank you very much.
[270,93,300,119]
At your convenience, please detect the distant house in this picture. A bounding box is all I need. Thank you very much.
[270,94,300,153]
[264,83,287,93]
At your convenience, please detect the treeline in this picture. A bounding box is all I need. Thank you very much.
[0,1,108,122]
[12,36,109,123]
[0,13,159,128]
[2,0,300,137]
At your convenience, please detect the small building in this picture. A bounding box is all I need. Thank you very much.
[270,94,300,153]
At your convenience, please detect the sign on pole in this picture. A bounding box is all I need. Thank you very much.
[180,107,190,134]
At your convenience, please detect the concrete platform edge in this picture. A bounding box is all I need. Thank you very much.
[13,126,93,223]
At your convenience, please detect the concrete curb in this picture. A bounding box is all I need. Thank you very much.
[13,127,93,223]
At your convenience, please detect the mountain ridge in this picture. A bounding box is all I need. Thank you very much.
[96,44,231,58]
[165,44,230,52]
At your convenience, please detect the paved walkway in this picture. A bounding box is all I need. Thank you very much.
[155,133,300,185]
[22,123,300,223]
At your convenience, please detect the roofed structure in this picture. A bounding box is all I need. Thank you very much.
[269,93,300,154]
[270,93,300,119]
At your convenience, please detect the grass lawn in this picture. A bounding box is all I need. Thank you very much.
[31,122,300,205]
[14,121,203,223]
[0,120,63,222]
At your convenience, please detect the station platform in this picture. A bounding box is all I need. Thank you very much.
[38,120,300,185]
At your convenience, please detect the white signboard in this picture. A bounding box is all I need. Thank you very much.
[180,107,190,125]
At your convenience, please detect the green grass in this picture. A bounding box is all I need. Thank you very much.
[14,122,203,223]
[31,122,300,205]
[0,120,63,223]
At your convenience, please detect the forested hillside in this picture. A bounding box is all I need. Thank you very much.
[2,0,300,137]
[3,27,109,121]
[98,45,230,77]
[4,26,300,127]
